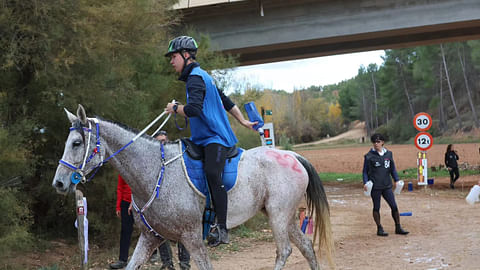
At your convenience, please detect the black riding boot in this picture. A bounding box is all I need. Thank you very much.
[373,211,388,236]
[377,225,388,236]
[207,224,229,247]
[392,210,409,235]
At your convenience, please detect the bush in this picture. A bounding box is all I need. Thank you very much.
[279,134,293,150]
[0,187,34,258]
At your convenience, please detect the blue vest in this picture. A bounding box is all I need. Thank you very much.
[188,67,237,147]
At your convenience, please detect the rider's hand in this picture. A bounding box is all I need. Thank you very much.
[165,102,175,114]
[116,210,121,218]
[242,120,258,131]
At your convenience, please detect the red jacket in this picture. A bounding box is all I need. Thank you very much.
[116,175,132,211]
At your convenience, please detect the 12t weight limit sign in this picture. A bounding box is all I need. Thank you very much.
[413,112,432,131]
[414,132,433,151]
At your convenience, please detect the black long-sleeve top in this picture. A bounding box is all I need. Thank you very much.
[444,151,459,168]
[178,62,235,118]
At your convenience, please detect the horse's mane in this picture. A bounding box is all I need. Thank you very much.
[96,116,160,143]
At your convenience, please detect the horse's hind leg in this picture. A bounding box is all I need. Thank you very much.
[288,219,319,270]
[266,210,293,270]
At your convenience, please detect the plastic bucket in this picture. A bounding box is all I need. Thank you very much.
[466,185,480,205]
[427,178,434,185]
[408,182,413,191]
[394,180,404,194]
[364,181,373,196]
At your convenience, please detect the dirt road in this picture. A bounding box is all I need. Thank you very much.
[206,143,480,270]
[209,177,480,270]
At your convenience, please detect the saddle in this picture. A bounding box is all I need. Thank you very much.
[179,139,244,240]
[181,138,239,160]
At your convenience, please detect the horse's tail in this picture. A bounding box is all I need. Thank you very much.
[296,155,335,268]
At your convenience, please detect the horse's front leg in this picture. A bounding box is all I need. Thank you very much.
[180,231,213,270]
[125,231,161,270]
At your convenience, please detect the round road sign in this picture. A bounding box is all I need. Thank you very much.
[414,132,433,151]
[413,112,432,131]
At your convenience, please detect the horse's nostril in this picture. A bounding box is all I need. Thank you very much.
[55,181,64,188]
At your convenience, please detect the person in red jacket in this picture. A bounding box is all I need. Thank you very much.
[109,175,134,269]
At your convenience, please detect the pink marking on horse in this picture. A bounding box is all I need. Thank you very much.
[265,150,303,174]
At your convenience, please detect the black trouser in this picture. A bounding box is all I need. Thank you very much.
[204,143,228,228]
[449,167,459,184]
[119,200,134,262]
[159,240,190,266]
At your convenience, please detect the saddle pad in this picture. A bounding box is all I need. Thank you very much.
[180,141,243,197]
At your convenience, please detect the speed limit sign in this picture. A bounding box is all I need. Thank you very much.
[414,132,433,151]
[413,112,432,131]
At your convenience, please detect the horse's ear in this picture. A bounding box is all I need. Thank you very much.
[64,108,78,123]
[77,104,88,125]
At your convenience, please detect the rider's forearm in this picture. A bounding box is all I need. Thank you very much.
[228,105,249,127]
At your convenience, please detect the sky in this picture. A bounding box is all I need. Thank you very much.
[227,50,386,93]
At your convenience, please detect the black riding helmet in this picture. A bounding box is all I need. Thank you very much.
[165,36,198,58]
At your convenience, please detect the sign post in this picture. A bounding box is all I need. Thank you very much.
[262,122,275,148]
[413,113,433,186]
[75,190,88,270]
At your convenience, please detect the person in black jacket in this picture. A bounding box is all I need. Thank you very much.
[445,144,459,189]
[362,133,409,237]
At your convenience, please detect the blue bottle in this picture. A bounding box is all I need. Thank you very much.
[244,102,264,130]
[301,216,309,234]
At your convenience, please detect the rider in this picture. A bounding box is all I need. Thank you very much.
[362,133,409,237]
[164,36,257,246]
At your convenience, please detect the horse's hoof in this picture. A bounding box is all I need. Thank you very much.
[109,260,128,269]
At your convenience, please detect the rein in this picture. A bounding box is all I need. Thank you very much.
[59,111,171,184]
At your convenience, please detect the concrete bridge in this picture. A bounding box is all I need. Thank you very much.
[174,0,480,65]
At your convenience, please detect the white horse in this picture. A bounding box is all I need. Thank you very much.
[52,105,334,269]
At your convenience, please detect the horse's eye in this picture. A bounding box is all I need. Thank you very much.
[72,140,82,147]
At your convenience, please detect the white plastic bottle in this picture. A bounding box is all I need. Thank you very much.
[394,180,404,195]
[364,181,373,196]
[466,185,480,205]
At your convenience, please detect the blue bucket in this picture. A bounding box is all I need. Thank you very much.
[427,178,434,185]
[408,182,413,191]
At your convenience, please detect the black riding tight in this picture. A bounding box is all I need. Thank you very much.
[449,167,459,184]
[204,143,228,228]
[371,188,400,225]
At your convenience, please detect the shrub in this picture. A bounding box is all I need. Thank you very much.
[0,187,34,258]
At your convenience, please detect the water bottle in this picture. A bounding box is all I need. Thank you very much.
[244,102,264,131]
[394,180,404,195]
[466,185,480,205]
[364,181,373,196]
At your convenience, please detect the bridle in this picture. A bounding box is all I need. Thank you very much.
[58,111,185,238]
[59,111,173,185]
[59,118,103,184]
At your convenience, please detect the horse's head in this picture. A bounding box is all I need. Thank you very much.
[52,104,104,195]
